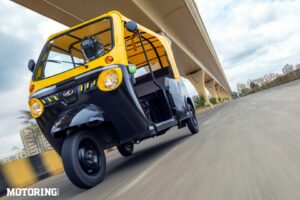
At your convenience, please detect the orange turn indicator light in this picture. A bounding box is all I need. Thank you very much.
[29,84,35,94]
[105,56,114,64]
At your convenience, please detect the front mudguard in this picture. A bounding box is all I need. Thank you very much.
[51,104,107,136]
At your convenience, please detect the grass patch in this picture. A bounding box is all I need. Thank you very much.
[210,97,217,105]
[193,95,206,108]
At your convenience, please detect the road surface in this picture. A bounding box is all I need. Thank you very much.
[7,80,300,200]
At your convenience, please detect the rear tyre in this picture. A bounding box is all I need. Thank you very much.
[117,142,134,157]
[61,131,106,189]
[186,104,199,134]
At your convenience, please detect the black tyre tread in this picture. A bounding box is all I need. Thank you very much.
[61,131,106,189]
[187,104,199,134]
[117,143,134,157]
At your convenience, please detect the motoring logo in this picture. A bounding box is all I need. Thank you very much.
[6,188,59,197]
[63,89,75,97]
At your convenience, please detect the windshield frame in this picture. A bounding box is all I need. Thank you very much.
[32,16,114,81]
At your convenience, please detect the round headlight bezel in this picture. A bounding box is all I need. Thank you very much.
[29,98,44,118]
[97,68,123,91]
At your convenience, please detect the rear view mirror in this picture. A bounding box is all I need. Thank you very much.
[28,59,35,72]
[125,21,138,33]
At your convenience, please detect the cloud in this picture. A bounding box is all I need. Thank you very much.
[0,0,299,153]
[0,32,32,90]
[196,0,300,91]
[0,0,65,154]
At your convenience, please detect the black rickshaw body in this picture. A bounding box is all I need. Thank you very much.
[31,65,152,153]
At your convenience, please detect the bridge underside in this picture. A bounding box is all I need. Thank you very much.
[12,0,231,103]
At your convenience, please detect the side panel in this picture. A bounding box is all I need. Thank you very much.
[165,78,187,119]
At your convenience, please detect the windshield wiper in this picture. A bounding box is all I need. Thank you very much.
[45,59,85,66]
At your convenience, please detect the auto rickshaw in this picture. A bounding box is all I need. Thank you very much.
[27,11,199,188]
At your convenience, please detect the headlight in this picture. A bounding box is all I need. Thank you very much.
[104,72,118,89]
[97,68,123,91]
[29,98,44,118]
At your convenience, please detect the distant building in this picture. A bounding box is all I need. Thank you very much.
[295,64,300,70]
[236,82,247,93]
[0,148,27,164]
[20,124,52,156]
[282,64,294,74]
[246,80,252,88]
[263,73,277,83]
[251,77,265,87]
[246,72,280,89]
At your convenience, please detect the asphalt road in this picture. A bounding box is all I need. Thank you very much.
[7,80,300,200]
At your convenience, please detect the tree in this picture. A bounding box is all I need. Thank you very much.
[239,88,251,97]
[209,97,217,104]
[18,110,35,125]
[250,82,258,89]
[193,95,205,108]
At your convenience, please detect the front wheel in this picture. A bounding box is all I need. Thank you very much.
[186,104,199,134]
[61,131,106,189]
[117,142,134,157]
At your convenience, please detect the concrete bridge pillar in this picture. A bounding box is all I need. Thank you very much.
[220,88,224,101]
[216,85,223,103]
[228,92,232,99]
[224,90,228,100]
[220,88,226,102]
[220,88,226,101]
[224,89,228,101]
[206,80,220,104]
[186,69,211,106]
[225,90,230,100]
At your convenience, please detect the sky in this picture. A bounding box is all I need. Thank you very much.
[0,0,66,154]
[0,0,300,153]
[196,0,300,90]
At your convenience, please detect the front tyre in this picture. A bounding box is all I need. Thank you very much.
[186,104,199,134]
[117,142,134,157]
[61,131,106,189]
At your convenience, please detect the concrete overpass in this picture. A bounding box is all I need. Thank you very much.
[12,0,232,103]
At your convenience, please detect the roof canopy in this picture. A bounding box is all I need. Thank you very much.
[12,0,231,92]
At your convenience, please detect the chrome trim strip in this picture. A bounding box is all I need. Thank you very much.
[30,85,57,98]
[29,65,121,99]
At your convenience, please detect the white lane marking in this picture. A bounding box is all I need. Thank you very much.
[203,120,210,125]
[111,145,179,198]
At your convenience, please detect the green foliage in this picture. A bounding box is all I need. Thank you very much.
[250,69,300,94]
[239,88,251,97]
[210,97,217,105]
[193,95,206,108]
[18,110,35,125]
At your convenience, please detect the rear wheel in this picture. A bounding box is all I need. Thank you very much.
[117,142,134,157]
[186,104,199,134]
[61,131,106,189]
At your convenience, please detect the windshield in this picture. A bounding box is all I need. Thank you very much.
[34,17,113,80]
